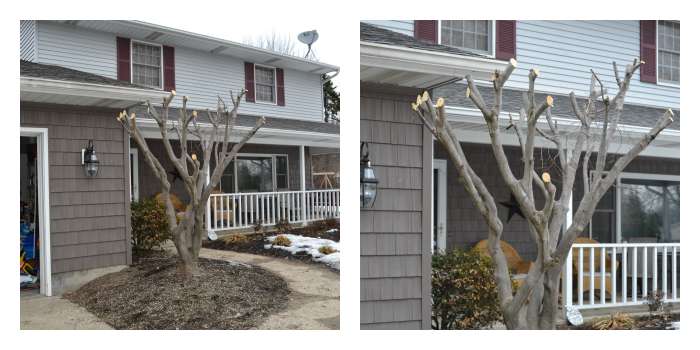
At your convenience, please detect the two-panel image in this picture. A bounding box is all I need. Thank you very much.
[19,20,679,330]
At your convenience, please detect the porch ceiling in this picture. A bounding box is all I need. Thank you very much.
[445,106,680,159]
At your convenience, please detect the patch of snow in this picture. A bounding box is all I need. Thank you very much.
[326,229,339,233]
[265,234,340,270]
[670,321,680,330]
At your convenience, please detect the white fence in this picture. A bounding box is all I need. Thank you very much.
[563,242,680,310]
[207,189,340,231]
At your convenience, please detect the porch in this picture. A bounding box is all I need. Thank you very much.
[562,242,680,311]
[207,189,340,232]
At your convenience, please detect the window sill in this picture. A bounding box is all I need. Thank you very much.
[656,80,680,88]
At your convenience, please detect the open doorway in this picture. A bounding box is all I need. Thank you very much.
[20,128,51,296]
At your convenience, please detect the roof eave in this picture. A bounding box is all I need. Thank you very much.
[119,20,340,75]
[20,76,170,109]
[360,41,508,87]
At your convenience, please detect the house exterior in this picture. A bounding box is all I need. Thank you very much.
[361,20,680,329]
[20,20,340,296]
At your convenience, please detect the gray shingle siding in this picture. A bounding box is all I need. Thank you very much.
[21,102,131,289]
[360,83,431,330]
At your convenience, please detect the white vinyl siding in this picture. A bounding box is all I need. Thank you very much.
[173,45,323,120]
[20,20,37,61]
[35,21,117,79]
[507,20,679,109]
[31,21,324,121]
[363,20,414,37]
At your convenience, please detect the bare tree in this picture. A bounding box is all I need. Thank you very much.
[244,32,303,57]
[412,58,673,329]
[117,89,265,276]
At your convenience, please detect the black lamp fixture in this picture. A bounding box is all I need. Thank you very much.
[82,139,99,177]
[360,142,378,208]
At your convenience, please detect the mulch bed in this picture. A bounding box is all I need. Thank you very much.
[202,219,339,269]
[562,312,680,330]
[65,250,290,330]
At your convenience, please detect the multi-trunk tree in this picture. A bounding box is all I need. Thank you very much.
[412,58,673,329]
[118,89,264,277]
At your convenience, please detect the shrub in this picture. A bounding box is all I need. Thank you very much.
[646,291,666,316]
[275,218,292,234]
[131,198,171,251]
[432,249,504,329]
[271,235,291,247]
[318,246,337,255]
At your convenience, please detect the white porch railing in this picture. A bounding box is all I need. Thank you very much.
[207,189,340,231]
[563,242,680,310]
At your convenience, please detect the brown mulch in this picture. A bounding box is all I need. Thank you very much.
[202,219,339,269]
[561,313,680,330]
[64,250,290,330]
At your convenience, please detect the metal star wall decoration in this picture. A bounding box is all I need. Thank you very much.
[499,193,525,222]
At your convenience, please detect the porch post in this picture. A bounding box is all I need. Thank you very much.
[205,161,212,234]
[562,149,574,312]
[300,145,307,224]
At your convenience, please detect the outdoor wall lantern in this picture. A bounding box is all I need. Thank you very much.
[82,139,100,177]
[360,142,378,208]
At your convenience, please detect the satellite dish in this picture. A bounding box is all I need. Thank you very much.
[297,30,319,59]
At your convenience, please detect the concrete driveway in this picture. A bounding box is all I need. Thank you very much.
[20,292,112,330]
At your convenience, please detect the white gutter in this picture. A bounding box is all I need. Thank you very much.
[21,76,169,104]
[361,41,508,81]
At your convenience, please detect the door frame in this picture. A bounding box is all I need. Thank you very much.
[20,127,52,296]
[432,159,447,253]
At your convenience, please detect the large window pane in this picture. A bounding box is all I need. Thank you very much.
[275,156,288,189]
[621,178,680,243]
[236,157,273,192]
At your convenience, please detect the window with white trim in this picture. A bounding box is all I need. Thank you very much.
[620,177,679,243]
[219,154,289,193]
[132,41,162,88]
[255,66,276,103]
[657,20,680,84]
[440,20,492,55]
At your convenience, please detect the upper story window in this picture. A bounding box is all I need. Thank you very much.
[657,20,679,84]
[255,65,276,103]
[440,20,492,55]
[131,41,162,88]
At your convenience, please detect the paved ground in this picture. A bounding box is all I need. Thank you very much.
[199,248,340,330]
[20,249,339,330]
[20,292,113,330]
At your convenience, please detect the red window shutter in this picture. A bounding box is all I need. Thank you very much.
[640,20,657,83]
[244,62,255,102]
[275,68,285,106]
[414,20,438,44]
[163,45,175,92]
[495,21,516,60]
[116,37,131,82]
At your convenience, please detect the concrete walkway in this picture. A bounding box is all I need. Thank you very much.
[20,249,339,330]
[20,292,113,330]
[199,248,340,330]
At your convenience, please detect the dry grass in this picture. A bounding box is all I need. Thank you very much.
[591,313,636,330]
[271,235,291,247]
[318,246,337,255]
